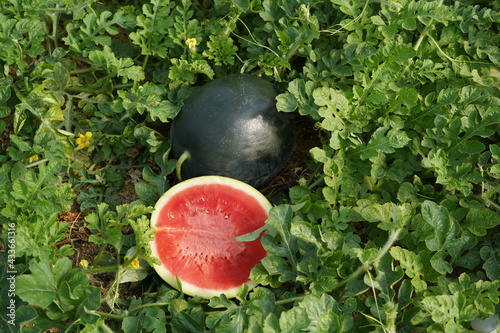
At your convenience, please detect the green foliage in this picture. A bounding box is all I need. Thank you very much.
[1,134,73,260]
[64,10,135,56]
[16,258,102,328]
[0,0,499,331]
[129,0,176,58]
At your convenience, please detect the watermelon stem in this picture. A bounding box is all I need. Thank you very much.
[482,182,500,199]
[333,224,406,291]
[175,150,191,181]
[92,244,107,267]
[306,163,325,189]
[88,310,127,320]
[479,196,500,213]
[84,254,139,274]
[128,302,173,315]
[275,295,307,306]
[271,222,406,307]
[84,265,120,274]
[89,303,173,321]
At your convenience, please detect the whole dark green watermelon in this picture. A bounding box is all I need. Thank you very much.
[170,74,295,188]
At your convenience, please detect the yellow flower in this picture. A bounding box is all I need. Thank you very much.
[186,38,197,51]
[80,259,90,268]
[76,131,92,149]
[28,155,40,163]
[130,258,140,269]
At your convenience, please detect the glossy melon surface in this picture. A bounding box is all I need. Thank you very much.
[170,74,295,188]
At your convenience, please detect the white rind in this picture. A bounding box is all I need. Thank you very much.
[150,175,272,298]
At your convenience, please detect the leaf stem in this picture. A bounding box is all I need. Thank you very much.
[45,5,88,13]
[128,302,172,315]
[483,183,500,199]
[92,243,107,268]
[109,267,122,312]
[26,158,50,168]
[88,303,173,321]
[306,163,325,190]
[87,310,127,320]
[45,6,60,54]
[412,0,445,52]
[64,318,82,333]
[84,265,120,274]
[142,54,150,72]
[114,83,134,90]
[478,197,500,213]
[70,67,96,75]
[333,224,405,292]
[275,295,307,306]
[233,19,280,59]
[65,86,102,94]
[84,253,139,274]
[319,0,371,36]
[283,33,305,63]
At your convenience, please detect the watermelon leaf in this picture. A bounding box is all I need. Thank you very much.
[235,225,268,242]
[16,258,101,326]
[256,205,301,284]
[119,268,149,284]
[463,208,500,237]
[279,306,310,333]
[298,294,342,332]
[170,312,205,333]
[421,201,459,252]
[390,247,428,292]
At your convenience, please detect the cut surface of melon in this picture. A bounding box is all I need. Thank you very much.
[150,176,272,298]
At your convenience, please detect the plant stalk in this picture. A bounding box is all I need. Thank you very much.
[413,0,445,51]
[27,158,50,168]
[84,265,121,274]
[483,183,500,199]
[479,197,500,213]
[333,224,405,292]
[92,243,107,268]
[88,303,173,321]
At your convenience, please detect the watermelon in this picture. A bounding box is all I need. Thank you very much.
[170,74,295,188]
[150,176,272,298]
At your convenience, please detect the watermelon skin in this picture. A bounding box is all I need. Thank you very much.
[170,74,295,188]
[150,176,272,298]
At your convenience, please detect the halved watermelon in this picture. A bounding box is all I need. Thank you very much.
[150,176,272,298]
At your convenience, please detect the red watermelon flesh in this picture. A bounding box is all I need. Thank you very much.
[150,176,271,298]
